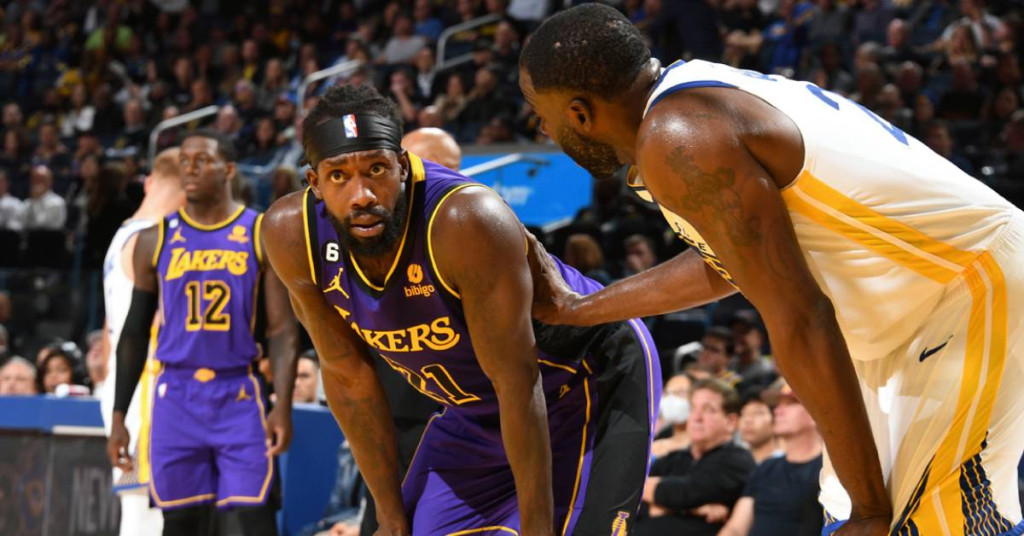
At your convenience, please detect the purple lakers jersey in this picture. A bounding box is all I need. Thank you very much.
[304,153,612,415]
[153,206,263,369]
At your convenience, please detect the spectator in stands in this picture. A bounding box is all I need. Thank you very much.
[808,0,851,48]
[941,59,989,122]
[414,47,442,103]
[215,104,244,143]
[84,329,107,391]
[853,0,894,45]
[110,98,148,159]
[240,38,263,83]
[0,356,38,395]
[413,0,445,42]
[61,83,96,139]
[390,68,427,129]
[718,385,824,536]
[259,58,289,110]
[492,21,521,80]
[731,319,777,398]
[293,352,320,404]
[2,102,23,133]
[652,373,694,458]
[434,73,469,126]
[21,165,66,231]
[382,12,428,65]
[270,166,301,203]
[876,84,914,133]
[0,169,24,231]
[456,66,517,142]
[1,128,31,194]
[233,78,266,128]
[738,398,782,463]
[564,233,612,285]
[0,324,9,362]
[761,0,814,74]
[721,0,767,69]
[852,62,885,110]
[185,78,215,113]
[243,117,284,165]
[698,327,742,388]
[37,344,87,394]
[32,123,71,177]
[638,379,756,536]
[624,234,658,277]
[925,120,975,174]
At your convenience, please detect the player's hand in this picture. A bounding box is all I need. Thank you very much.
[265,404,293,456]
[107,416,133,472]
[694,503,730,523]
[524,230,581,325]
[832,512,892,536]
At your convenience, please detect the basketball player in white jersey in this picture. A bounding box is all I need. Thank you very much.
[520,5,1024,536]
[99,148,184,536]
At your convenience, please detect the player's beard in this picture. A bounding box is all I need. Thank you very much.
[328,188,409,258]
[556,125,623,179]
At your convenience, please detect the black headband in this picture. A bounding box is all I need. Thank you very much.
[304,113,402,166]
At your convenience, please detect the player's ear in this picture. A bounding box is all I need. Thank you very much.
[566,98,594,134]
[224,162,237,182]
[306,168,322,199]
[398,149,410,179]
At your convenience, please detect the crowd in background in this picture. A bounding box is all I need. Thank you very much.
[1,0,1023,532]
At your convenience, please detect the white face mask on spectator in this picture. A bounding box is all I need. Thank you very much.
[660,394,691,425]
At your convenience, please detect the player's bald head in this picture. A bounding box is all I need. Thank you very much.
[401,128,462,171]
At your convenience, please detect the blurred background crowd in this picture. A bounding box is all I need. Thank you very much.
[0,0,1023,531]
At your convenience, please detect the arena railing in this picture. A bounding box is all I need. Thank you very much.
[297,59,365,113]
[436,13,504,72]
[147,105,219,164]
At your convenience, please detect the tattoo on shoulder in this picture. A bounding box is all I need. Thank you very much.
[665,146,762,248]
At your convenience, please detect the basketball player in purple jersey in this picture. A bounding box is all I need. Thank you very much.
[261,85,661,536]
[107,131,299,536]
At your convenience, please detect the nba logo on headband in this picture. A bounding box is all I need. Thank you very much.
[343,114,359,138]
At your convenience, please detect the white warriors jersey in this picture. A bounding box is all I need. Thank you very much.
[634,59,1016,362]
[100,218,157,490]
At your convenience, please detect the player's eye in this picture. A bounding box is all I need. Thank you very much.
[370,164,387,176]
[328,170,346,182]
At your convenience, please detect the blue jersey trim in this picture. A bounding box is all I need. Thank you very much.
[647,80,738,113]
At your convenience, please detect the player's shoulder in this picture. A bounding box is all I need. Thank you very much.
[431,185,520,242]
[262,190,306,239]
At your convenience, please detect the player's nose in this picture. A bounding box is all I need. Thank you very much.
[349,177,378,207]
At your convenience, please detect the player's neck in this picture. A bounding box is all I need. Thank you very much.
[352,240,403,284]
[184,195,241,227]
[617,58,663,164]
[784,431,822,463]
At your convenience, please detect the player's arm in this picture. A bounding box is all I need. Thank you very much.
[528,237,737,325]
[433,187,554,536]
[106,225,161,471]
[261,195,408,535]
[258,225,300,456]
[637,92,890,527]
[717,497,754,536]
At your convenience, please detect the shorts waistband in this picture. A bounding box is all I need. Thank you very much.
[158,363,255,382]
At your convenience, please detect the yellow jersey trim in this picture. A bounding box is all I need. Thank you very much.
[253,213,265,265]
[782,171,977,284]
[561,377,592,536]
[348,154,425,292]
[302,188,318,285]
[151,219,165,268]
[538,359,577,374]
[909,253,1007,533]
[426,183,484,300]
[447,527,519,536]
[178,204,246,231]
